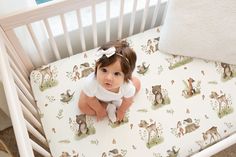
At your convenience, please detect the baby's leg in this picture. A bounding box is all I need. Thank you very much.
[131,76,141,95]
[78,91,96,115]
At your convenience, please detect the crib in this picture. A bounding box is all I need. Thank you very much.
[1,0,236,157]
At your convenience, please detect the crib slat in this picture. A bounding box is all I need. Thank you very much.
[6,45,29,80]
[17,86,39,120]
[43,18,61,60]
[140,0,150,32]
[9,56,31,92]
[27,24,47,64]
[30,140,51,157]
[92,2,98,47]
[0,28,32,76]
[106,0,110,42]
[26,120,48,146]
[21,101,44,133]
[12,69,35,106]
[129,0,138,36]
[151,0,161,28]
[118,0,125,40]
[11,65,35,106]
[161,1,169,25]
[76,9,86,52]
[3,29,34,72]
[60,14,73,56]
[0,37,35,157]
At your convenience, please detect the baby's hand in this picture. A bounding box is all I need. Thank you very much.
[117,108,126,122]
[96,107,107,121]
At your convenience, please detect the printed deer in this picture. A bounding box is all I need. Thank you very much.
[139,120,158,144]
[210,91,229,115]
[202,126,221,144]
[39,66,53,87]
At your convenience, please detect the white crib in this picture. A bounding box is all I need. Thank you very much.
[0,0,236,157]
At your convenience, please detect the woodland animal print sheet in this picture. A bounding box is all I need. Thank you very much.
[30,27,236,157]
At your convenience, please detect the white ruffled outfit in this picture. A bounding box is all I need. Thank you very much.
[82,72,135,122]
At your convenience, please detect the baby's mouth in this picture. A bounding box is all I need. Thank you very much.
[104,82,112,88]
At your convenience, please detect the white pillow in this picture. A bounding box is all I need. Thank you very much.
[159,0,236,65]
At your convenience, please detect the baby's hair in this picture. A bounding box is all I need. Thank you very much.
[95,40,137,82]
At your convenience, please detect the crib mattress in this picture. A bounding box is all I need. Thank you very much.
[30,27,236,157]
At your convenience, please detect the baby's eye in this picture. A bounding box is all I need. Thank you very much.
[114,72,121,76]
[100,68,107,73]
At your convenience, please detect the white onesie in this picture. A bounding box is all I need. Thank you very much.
[82,72,135,106]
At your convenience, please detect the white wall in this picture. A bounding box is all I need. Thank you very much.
[0,0,36,16]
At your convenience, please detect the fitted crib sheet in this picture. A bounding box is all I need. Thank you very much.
[30,27,236,157]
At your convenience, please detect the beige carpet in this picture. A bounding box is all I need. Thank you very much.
[0,126,236,157]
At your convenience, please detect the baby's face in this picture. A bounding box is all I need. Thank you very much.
[96,59,124,93]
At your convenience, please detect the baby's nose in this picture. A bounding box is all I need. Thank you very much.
[105,73,113,80]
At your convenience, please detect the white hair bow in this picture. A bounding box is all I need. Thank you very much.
[95,47,116,61]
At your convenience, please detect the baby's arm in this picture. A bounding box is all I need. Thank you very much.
[116,97,133,121]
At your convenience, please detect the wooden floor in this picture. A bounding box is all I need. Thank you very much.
[213,144,236,157]
[0,127,18,157]
[0,126,236,157]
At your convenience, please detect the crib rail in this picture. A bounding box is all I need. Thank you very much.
[0,30,50,157]
[0,0,165,67]
[0,0,166,156]
[0,37,49,157]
